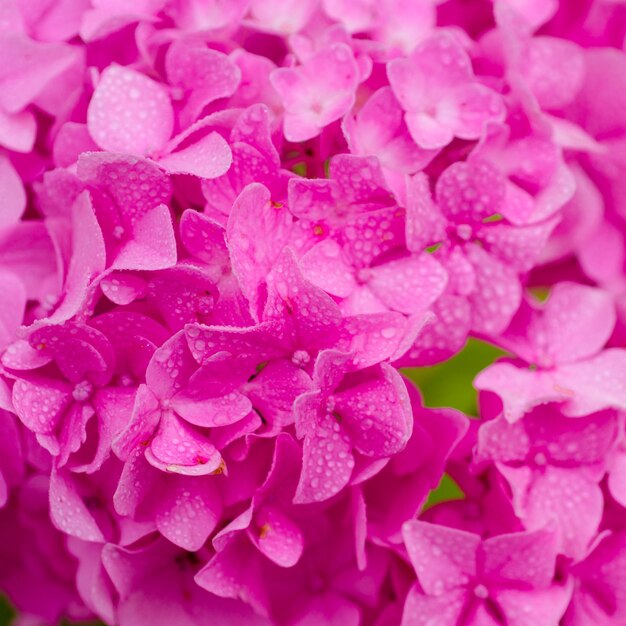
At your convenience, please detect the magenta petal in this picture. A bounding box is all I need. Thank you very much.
[294,413,354,503]
[248,504,304,567]
[49,468,105,542]
[402,521,479,594]
[12,377,71,435]
[155,476,222,551]
[334,364,412,457]
[172,390,252,428]
[367,254,447,315]
[227,183,292,318]
[113,204,177,271]
[147,412,223,476]
[112,385,160,460]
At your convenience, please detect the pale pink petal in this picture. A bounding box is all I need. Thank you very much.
[474,362,561,422]
[494,585,573,626]
[157,131,232,179]
[270,43,359,142]
[556,350,626,417]
[405,112,454,150]
[87,64,173,155]
[529,283,615,366]
[445,83,506,141]
[0,108,36,153]
[113,204,177,271]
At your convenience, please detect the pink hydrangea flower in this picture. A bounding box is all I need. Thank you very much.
[475,283,626,421]
[1,2,626,625]
[387,33,505,150]
[270,43,360,142]
[402,522,572,625]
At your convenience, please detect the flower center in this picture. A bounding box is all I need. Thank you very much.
[72,380,94,402]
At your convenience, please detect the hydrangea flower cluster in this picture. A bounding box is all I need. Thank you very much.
[2,1,626,625]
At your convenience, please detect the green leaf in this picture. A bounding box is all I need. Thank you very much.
[403,338,506,416]
[423,473,465,511]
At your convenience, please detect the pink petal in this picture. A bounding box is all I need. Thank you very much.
[147,411,223,476]
[446,83,506,141]
[100,272,147,305]
[12,377,71,434]
[226,183,292,318]
[270,44,359,142]
[477,216,560,273]
[165,40,241,126]
[0,270,26,349]
[482,528,557,588]
[49,468,105,542]
[556,350,626,417]
[529,283,615,366]
[300,239,356,298]
[112,385,160,460]
[334,364,412,457]
[474,362,562,422]
[405,172,447,252]
[367,254,447,315]
[401,587,468,626]
[505,465,603,559]
[465,244,521,335]
[113,204,177,271]
[0,35,83,113]
[155,477,222,551]
[436,159,505,224]
[87,64,173,156]
[51,191,105,322]
[0,108,36,153]
[172,387,252,429]
[405,111,454,150]
[248,504,304,567]
[157,131,232,179]
[0,222,59,302]
[77,152,172,228]
[401,294,471,366]
[0,154,26,228]
[522,37,584,110]
[608,451,626,508]
[493,585,573,626]
[294,413,354,503]
[402,521,479,594]
[265,248,342,351]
